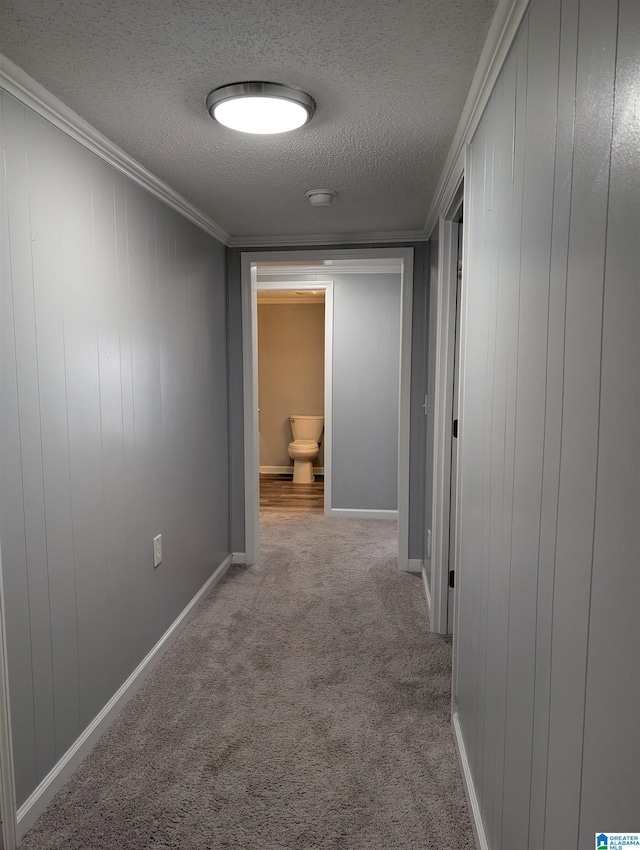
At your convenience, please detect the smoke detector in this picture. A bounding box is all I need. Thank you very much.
[305,189,336,206]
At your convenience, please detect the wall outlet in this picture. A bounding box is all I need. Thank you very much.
[153,534,162,568]
[426,529,432,559]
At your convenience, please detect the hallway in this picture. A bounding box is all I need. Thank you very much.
[1,1,636,845]
[18,513,472,850]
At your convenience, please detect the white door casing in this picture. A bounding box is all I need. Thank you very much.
[429,183,464,635]
[240,248,414,569]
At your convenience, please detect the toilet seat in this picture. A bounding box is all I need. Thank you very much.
[287,436,320,484]
[287,439,319,462]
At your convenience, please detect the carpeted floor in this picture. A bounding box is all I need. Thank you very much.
[19,512,474,850]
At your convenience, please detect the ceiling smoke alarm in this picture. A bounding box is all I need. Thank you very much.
[305,189,336,206]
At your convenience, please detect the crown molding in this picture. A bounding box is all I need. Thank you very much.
[0,56,429,251]
[228,229,428,248]
[256,262,402,276]
[2,16,531,255]
[424,0,530,236]
[0,55,231,246]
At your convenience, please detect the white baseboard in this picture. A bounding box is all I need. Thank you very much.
[325,508,398,520]
[231,552,246,565]
[452,712,488,850]
[16,554,232,840]
[406,558,423,574]
[259,466,324,475]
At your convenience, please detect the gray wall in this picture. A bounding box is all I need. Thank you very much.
[408,245,428,560]
[332,273,401,511]
[257,302,325,468]
[454,0,639,847]
[0,92,230,806]
[230,244,428,553]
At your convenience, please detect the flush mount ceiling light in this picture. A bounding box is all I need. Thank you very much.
[206,82,315,135]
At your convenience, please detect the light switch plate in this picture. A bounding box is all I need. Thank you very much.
[153,534,162,568]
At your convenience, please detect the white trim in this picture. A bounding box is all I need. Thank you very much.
[241,260,261,565]
[450,145,474,736]
[231,552,246,565]
[323,285,334,516]
[230,230,427,248]
[16,555,232,841]
[420,562,432,614]
[406,558,423,574]
[326,508,398,521]
[397,249,413,572]
[241,248,413,572]
[257,292,325,304]
[257,262,403,277]
[430,189,463,636]
[0,55,230,246]
[0,543,17,850]
[259,466,324,476]
[424,0,530,236]
[452,712,488,850]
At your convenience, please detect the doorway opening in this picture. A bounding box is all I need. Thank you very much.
[256,284,330,514]
[240,248,414,569]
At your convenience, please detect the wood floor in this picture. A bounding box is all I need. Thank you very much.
[259,474,324,511]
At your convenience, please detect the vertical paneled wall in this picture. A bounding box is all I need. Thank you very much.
[0,93,230,806]
[454,0,639,848]
[331,273,401,511]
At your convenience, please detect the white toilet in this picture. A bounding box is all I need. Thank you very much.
[288,415,324,484]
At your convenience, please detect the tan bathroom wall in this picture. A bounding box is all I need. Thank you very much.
[258,302,325,469]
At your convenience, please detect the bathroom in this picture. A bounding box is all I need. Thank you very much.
[257,289,325,504]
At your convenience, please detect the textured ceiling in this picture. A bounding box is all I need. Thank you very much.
[0,0,497,241]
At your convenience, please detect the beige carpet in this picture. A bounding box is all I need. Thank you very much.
[20,511,474,850]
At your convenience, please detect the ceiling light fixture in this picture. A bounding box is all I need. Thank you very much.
[305,189,336,206]
[206,82,315,135]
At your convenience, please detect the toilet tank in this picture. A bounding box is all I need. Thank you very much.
[289,415,324,442]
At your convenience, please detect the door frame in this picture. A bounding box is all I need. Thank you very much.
[429,181,464,634]
[240,247,414,569]
[254,279,334,514]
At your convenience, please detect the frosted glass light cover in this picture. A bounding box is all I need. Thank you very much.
[213,96,309,134]
[207,83,315,135]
